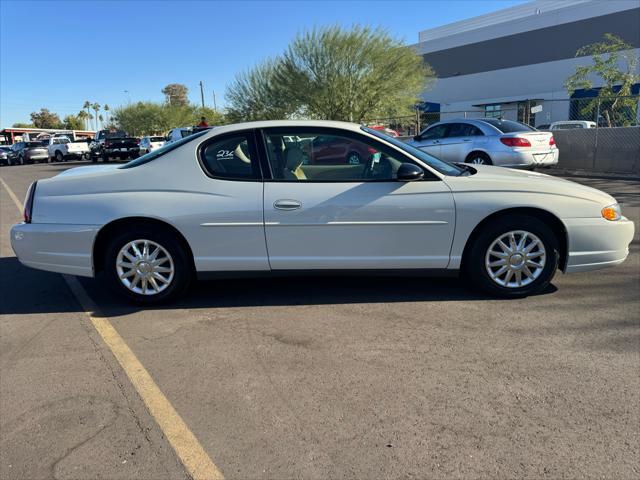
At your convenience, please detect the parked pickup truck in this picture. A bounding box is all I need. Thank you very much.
[45,136,90,162]
[91,130,139,162]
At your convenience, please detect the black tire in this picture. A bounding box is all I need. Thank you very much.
[103,227,192,304]
[466,215,559,298]
[102,152,110,162]
[55,151,64,163]
[346,151,362,165]
[466,152,492,165]
[19,154,25,165]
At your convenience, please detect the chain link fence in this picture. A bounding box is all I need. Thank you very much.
[365,95,640,133]
[364,95,640,174]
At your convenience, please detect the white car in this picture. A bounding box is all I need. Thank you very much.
[10,120,634,304]
[165,127,193,144]
[550,121,597,130]
[138,136,166,155]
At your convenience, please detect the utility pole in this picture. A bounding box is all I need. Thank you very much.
[199,81,205,109]
[212,90,217,111]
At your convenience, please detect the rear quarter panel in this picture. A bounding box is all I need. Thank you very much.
[32,143,269,271]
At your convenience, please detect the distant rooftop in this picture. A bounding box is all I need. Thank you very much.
[417,0,639,53]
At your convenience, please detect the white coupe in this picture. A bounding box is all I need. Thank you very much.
[10,120,634,303]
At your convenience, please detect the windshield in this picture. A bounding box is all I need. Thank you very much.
[480,119,535,133]
[120,129,208,169]
[361,126,464,176]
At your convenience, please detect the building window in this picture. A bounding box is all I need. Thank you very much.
[485,104,502,119]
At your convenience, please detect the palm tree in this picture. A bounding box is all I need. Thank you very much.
[103,104,110,124]
[92,103,101,130]
[99,114,104,127]
[77,110,89,130]
[83,101,92,123]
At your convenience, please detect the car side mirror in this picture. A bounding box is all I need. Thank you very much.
[413,135,421,141]
[397,163,424,181]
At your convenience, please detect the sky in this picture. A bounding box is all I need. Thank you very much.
[0,0,528,127]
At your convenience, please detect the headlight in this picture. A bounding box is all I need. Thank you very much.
[601,203,621,221]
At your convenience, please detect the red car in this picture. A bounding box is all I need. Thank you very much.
[305,135,377,165]
[368,125,401,137]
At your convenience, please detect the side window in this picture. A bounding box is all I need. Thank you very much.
[263,129,425,182]
[200,133,260,180]
[421,124,448,140]
[468,125,484,136]
[445,123,467,138]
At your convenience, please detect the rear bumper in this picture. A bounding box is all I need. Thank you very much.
[564,217,635,273]
[491,148,559,168]
[10,223,99,277]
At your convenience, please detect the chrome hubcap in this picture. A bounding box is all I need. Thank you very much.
[485,230,546,288]
[116,239,174,295]
[471,157,486,164]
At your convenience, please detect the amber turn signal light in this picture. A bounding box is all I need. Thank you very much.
[601,204,621,221]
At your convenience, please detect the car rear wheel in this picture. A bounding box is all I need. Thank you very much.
[466,215,559,297]
[466,153,492,165]
[104,228,192,304]
[55,151,64,163]
[347,151,361,165]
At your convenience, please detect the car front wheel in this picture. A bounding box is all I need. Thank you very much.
[466,215,559,297]
[104,228,192,304]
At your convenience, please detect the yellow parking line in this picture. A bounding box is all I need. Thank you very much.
[0,175,24,212]
[0,176,224,480]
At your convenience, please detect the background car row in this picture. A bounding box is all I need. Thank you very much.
[1,119,559,170]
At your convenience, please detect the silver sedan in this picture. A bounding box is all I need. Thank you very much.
[407,118,559,169]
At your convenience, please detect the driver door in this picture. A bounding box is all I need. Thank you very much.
[260,127,456,270]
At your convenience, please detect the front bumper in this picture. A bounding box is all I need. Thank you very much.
[564,216,635,273]
[10,223,100,277]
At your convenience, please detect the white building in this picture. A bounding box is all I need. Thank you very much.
[415,0,640,127]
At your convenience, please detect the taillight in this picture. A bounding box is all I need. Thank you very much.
[136,138,140,144]
[549,136,556,146]
[500,137,532,148]
[367,147,378,154]
[104,140,111,147]
[23,181,37,223]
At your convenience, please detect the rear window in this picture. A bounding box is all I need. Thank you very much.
[480,119,535,133]
[25,142,43,148]
[103,131,129,139]
[150,136,165,142]
[120,129,208,169]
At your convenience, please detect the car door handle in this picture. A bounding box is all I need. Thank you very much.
[274,199,302,210]
[462,138,471,142]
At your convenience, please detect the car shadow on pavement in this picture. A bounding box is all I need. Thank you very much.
[0,257,82,315]
[0,256,558,317]
[83,271,558,318]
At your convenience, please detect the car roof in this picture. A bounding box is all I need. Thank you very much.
[198,120,363,139]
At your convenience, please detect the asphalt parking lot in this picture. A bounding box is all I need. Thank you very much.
[1,161,639,480]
